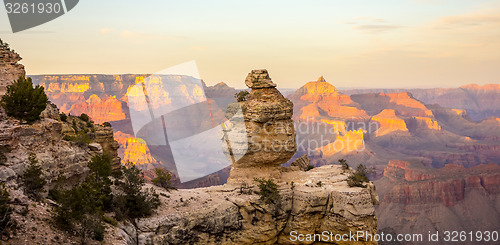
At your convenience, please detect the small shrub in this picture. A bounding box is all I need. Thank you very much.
[152,168,175,191]
[102,122,112,127]
[316,181,323,187]
[0,183,14,236]
[79,113,90,122]
[59,112,67,122]
[339,159,349,171]
[306,165,315,171]
[347,164,370,188]
[22,153,47,200]
[0,76,48,124]
[113,165,160,220]
[234,91,250,102]
[102,216,118,226]
[72,119,78,132]
[254,178,280,204]
[68,131,91,146]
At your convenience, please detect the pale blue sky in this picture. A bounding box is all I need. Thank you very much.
[1,0,499,88]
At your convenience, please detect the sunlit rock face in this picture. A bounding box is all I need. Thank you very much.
[407,116,442,132]
[226,70,296,183]
[351,92,432,117]
[371,109,409,136]
[67,95,126,124]
[344,84,500,121]
[317,129,365,157]
[114,131,157,166]
[288,76,368,120]
[0,46,25,95]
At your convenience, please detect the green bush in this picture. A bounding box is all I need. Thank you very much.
[52,154,114,242]
[65,131,90,146]
[234,91,250,102]
[113,165,160,220]
[22,153,47,200]
[254,178,280,204]
[306,165,315,171]
[0,183,14,237]
[152,168,175,191]
[347,164,370,188]
[59,112,67,122]
[102,122,112,127]
[79,113,90,122]
[1,76,48,124]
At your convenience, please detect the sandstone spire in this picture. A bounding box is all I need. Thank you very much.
[226,69,296,183]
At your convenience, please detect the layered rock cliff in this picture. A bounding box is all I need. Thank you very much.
[117,165,378,245]
[375,160,500,244]
[344,84,500,121]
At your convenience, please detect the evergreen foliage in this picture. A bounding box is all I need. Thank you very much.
[1,76,48,124]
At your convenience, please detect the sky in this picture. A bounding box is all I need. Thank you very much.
[1,0,499,89]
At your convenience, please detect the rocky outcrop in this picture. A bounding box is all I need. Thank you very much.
[290,154,310,171]
[0,44,25,95]
[0,103,122,184]
[226,70,296,183]
[117,165,378,245]
[288,77,368,120]
[112,70,378,244]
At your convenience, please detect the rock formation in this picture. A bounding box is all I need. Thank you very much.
[344,84,500,121]
[67,94,127,124]
[0,43,25,95]
[371,109,409,136]
[110,70,379,244]
[288,76,368,120]
[226,69,296,183]
[116,165,378,245]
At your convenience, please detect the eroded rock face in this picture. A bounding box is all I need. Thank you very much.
[116,165,378,245]
[0,46,25,95]
[376,161,500,242]
[226,70,296,183]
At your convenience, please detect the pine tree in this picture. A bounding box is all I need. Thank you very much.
[22,153,47,200]
[1,76,48,124]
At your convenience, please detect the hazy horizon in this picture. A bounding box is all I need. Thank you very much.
[2,0,500,88]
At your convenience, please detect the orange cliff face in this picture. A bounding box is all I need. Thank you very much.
[371,109,409,136]
[114,131,158,166]
[288,76,368,120]
[351,92,432,117]
[317,128,365,156]
[68,95,126,124]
